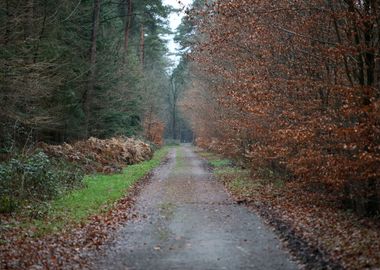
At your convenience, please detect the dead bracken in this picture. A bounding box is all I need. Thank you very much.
[39,137,153,174]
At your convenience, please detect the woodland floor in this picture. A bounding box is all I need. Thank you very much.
[92,145,298,269]
[2,145,378,269]
[1,145,297,269]
[196,149,380,269]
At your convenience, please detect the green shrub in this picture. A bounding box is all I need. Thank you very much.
[0,150,84,213]
[0,195,18,213]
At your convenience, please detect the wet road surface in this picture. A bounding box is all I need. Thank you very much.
[93,145,298,270]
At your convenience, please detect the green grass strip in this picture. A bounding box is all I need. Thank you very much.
[32,147,170,235]
[209,158,231,168]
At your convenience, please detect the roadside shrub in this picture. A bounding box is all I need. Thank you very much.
[0,151,84,213]
[39,137,153,174]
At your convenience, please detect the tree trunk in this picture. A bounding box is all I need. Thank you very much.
[375,0,380,92]
[171,78,177,140]
[4,0,11,45]
[328,0,354,86]
[33,0,48,63]
[124,0,132,56]
[83,0,101,137]
[24,0,34,65]
[25,0,34,42]
[139,23,145,67]
[363,0,375,88]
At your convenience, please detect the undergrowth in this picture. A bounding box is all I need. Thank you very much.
[0,151,84,214]
[2,147,169,236]
[200,151,266,201]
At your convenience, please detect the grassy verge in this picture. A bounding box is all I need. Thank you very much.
[196,150,262,201]
[173,146,185,171]
[29,147,170,235]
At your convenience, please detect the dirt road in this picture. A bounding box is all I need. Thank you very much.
[93,145,298,270]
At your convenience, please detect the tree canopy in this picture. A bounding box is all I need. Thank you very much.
[0,0,172,148]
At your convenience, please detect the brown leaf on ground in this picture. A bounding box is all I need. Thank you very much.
[0,173,153,269]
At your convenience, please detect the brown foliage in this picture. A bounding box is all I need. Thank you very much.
[183,0,380,216]
[40,137,153,173]
[143,116,165,147]
[212,160,380,269]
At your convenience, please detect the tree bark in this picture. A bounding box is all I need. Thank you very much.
[4,0,11,45]
[124,0,132,56]
[33,0,48,63]
[24,0,34,65]
[139,23,145,67]
[25,0,34,41]
[83,0,101,137]
[363,0,375,88]
[171,78,177,140]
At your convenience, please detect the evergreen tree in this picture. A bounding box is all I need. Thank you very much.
[0,0,172,148]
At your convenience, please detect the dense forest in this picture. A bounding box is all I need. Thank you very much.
[174,2,380,266]
[1,0,380,269]
[178,0,380,216]
[0,0,179,148]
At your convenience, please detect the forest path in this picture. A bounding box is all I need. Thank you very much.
[93,145,298,270]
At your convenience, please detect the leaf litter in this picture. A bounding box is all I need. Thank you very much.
[0,172,154,269]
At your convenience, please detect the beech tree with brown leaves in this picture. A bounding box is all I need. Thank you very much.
[181,0,380,216]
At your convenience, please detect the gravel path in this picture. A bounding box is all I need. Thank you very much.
[93,145,298,270]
